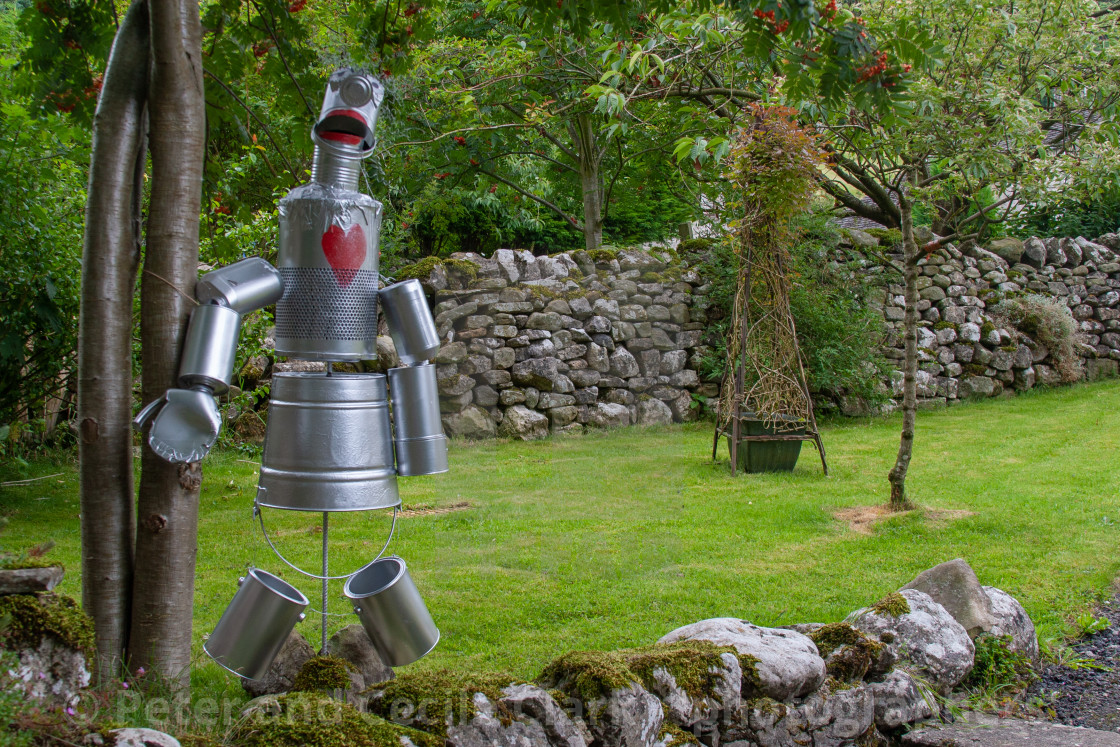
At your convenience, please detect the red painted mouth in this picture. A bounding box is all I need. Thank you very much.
[316,109,369,146]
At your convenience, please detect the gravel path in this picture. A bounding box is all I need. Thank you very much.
[1030,593,1120,733]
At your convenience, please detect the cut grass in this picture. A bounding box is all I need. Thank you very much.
[2,381,1120,696]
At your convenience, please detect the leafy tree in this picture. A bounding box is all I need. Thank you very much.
[810,0,1120,509]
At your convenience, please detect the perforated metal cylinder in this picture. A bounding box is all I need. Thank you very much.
[344,556,439,667]
[195,257,284,314]
[178,304,241,394]
[274,144,382,361]
[388,364,448,476]
[380,279,440,365]
[204,569,308,681]
[257,372,399,511]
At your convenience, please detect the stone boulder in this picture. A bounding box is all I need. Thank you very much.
[659,618,827,701]
[447,689,592,747]
[10,635,90,708]
[983,586,1039,662]
[847,590,975,694]
[323,624,393,690]
[107,728,181,747]
[901,558,995,638]
[1021,237,1047,269]
[499,405,550,441]
[636,398,673,426]
[0,566,64,594]
[648,652,741,732]
[243,630,315,698]
[442,405,497,439]
[583,684,663,747]
[513,357,562,391]
[722,681,879,747]
[867,670,934,732]
[588,403,631,429]
[988,238,1024,264]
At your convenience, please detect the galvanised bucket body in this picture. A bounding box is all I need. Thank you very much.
[379,279,440,365]
[257,372,400,511]
[204,568,308,681]
[388,364,448,476]
[343,556,439,667]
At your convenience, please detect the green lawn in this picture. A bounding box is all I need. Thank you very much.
[3,381,1120,691]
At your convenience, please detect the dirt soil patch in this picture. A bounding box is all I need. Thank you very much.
[832,505,973,534]
[399,501,473,518]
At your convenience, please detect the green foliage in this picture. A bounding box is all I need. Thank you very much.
[965,634,1034,691]
[697,211,889,405]
[0,593,95,652]
[1075,613,1111,636]
[992,295,1084,383]
[0,11,85,434]
[1013,191,1120,240]
[0,650,32,747]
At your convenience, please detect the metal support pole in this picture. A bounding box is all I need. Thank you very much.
[321,511,329,651]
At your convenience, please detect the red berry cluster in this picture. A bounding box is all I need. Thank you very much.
[453,136,466,145]
[753,8,789,34]
[856,51,890,83]
[288,0,307,13]
[821,0,838,19]
[403,3,422,18]
[434,172,452,179]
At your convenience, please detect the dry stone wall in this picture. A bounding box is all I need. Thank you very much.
[836,231,1120,415]
[404,247,717,440]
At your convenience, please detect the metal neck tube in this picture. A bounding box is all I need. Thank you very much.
[311,143,362,191]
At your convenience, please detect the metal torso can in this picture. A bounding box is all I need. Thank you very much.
[274,183,382,361]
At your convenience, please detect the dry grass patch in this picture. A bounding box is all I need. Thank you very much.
[833,504,973,534]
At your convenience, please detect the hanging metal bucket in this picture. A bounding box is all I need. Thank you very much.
[380,279,440,365]
[343,556,439,667]
[204,568,308,681]
[257,372,400,511]
[388,364,448,476]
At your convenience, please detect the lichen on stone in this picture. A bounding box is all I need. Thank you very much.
[233,691,439,747]
[870,592,911,618]
[0,593,94,652]
[657,720,702,746]
[538,640,741,704]
[291,655,356,693]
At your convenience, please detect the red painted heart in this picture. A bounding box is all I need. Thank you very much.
[321,223,367,287]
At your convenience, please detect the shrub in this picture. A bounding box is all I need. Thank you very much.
[966,634,1034,691]
[992,295,1084,382]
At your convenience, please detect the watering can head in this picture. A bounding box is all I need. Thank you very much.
[313,68,383,156]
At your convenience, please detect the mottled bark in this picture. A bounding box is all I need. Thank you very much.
[569,113,604,252]
[887,196,919,511]
[128,0,205,687]
[77,0,149,679]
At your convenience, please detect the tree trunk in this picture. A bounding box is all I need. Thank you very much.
[887,195,919,511]
[77,0,149,679]
[128,0,205,687]
[570,114,604,251]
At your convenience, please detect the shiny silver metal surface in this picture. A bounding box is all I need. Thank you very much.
[195,257,284,314]
[388,364,448,476]
[394,435,448,476]
[135,388,222,464]
[179,304,241,393]
[204,568,308,681]
[257,372,400,511]
[379,279,440,365]
[343,556,439,667]
[273,182,383,361]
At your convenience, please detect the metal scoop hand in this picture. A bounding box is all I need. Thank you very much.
[134,389,222,464]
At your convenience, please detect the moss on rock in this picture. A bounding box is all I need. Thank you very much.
[394,256,478,283]
[233,691,439,747]
[657,720,702,746]
[292,656,356,694]
[810,623,883,682]
[869,592,911,618]
[539,640,743,704]
[366,669,518,738]
[0,593,94,652]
